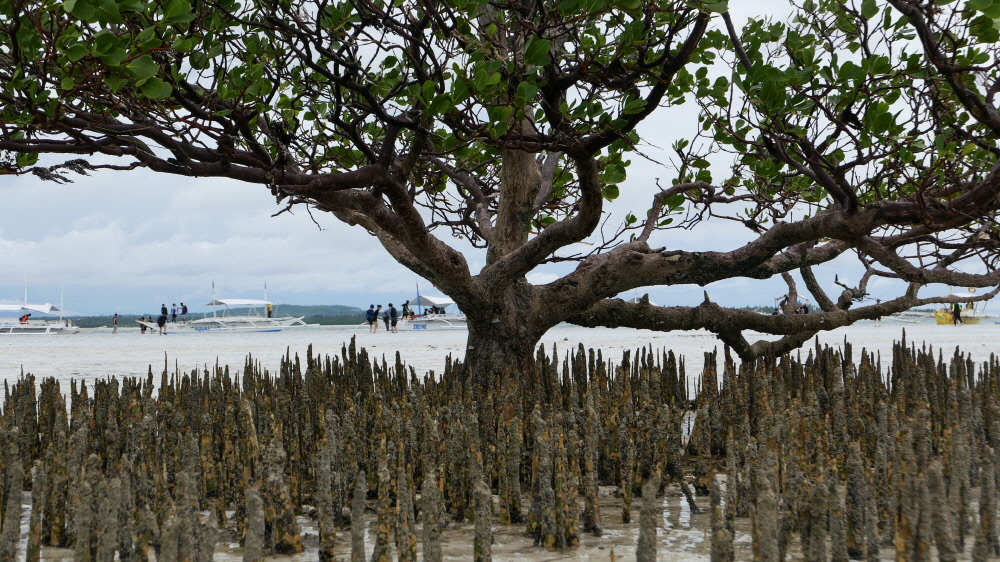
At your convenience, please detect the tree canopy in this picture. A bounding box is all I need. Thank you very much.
[3,0,1000,374]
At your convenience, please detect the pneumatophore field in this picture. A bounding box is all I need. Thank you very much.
[0,333,995,560]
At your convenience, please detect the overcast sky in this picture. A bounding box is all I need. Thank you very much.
[0,3,920,316]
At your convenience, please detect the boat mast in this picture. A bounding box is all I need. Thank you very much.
[212,281,217,318]
[416,283,422,315]
[60,285,64,322]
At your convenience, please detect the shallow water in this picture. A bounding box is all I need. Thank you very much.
[1,320,993,388]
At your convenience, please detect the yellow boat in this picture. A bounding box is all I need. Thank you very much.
[934,308,984,324]
[933,291,988,324]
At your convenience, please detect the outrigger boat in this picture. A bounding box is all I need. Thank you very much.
[0,303,79,334]
[138,298,313,333]
[398,290,467,330]
[933,291,990,325]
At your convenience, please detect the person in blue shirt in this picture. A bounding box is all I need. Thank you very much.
[366,304,377,333]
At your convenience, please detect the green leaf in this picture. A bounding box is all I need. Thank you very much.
[16,152,39,168]
[972,0,992,10]
[614,0,641,13]
[190,52,210,70]
[488,105,512,124]
[163,0,192,22]
[558,0,578,14]
[93,32,119,55]
[117,1,146,12]
[702,1,728,13]
[135,27,156,44]
[104,75,128,92]
[60,75,76,91]
[171,37,198,52]
[602,185,620,200]
[65,0,98,21]
[427,93,452,116]
[126,55,159,81]
[451,79,470,104]
[623,97,647,114]
[605,167,626,184]
[65,44,90,61]
[516,81,538,104]
[140,77,172,99]
[98,0,124,24]
[524,38,551,66]
[759,80,785,105]
[421,80,436,103]
[861,0,878,19]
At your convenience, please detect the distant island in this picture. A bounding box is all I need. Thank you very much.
[71,304,366,328]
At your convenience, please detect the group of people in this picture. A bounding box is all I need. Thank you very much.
[772,298,810,315]
[364,300,417,333]
[136,303,188,335]
[366,303,400,333]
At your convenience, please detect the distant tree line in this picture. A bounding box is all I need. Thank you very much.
[72,305,366,328]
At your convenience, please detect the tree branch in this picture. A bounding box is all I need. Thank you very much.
[569,285,1000,362]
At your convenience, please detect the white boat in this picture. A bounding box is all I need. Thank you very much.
[888,310,933,324]
[399,312,468,330]
[138,298,313,333]
[397,294,467,330]
[0,303,80,334]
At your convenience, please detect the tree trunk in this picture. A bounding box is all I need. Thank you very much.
[463,279,547,385]
[465,318,544,385]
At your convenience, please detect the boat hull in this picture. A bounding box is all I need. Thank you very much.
[137,316,309,333]
[0,319,79,334]
[397,314,467,330]
[933,310,985,325]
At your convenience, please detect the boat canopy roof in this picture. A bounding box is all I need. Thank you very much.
[624,295,658,306]
[204,299,272,307]
[775,294,812,305]
[0,303,61,313]
[409,295,455,307]
[950,293,983,299]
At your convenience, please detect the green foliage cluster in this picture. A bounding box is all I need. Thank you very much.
[0,0,729,234]
[693,0,1000,222]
